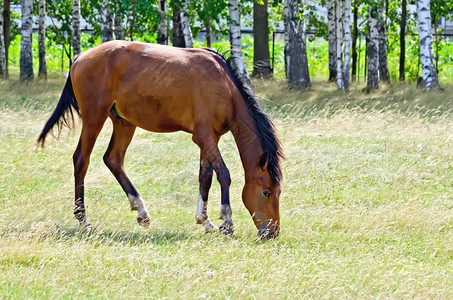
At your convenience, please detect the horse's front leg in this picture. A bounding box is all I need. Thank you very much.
[195,154,218,232]
[193,133,233,236]
[215,163,233,236]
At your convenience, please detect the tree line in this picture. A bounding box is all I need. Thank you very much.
[0,0,450,92]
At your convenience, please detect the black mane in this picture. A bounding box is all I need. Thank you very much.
[204,49,284,184]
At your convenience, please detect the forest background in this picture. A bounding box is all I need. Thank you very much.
[0,0,452,88]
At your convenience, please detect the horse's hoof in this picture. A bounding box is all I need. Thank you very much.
[79,219,92,229]
[219,223,234,237]
[204,219,218,233]
[137,215,150,228]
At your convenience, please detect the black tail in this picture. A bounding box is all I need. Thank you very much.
[38,73,80,146]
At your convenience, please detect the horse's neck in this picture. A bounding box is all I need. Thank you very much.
[230,97,263,181]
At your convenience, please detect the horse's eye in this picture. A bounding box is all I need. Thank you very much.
[262,191,271,198]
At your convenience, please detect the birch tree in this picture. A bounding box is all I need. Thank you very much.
[180,0,193,48]
[378,6,390,83]
[157,0,167,45]
[20,0,33,81]
[327,0,336,82]
[416,0,441,90]
[367,5,379,90]
[228,0,250,84]
[0,6,6,79]
[101,0,113,43]
[342,0,352,90]
[38,0,47,79]
[335,0,343,90]
[284,0,311,88]
[72,0,81,57]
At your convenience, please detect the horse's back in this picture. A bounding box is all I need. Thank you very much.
[71,41,236,134]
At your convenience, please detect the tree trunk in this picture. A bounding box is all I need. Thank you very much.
[72,0,81,57]
[351,0,358,82]
[342,0,352,90]
[172,3,185,47]
[228,0,250,85]
[157,0,167,45]
[284,0,311,88]
[399,0,406,81]
[252,0,271,77]
[101,0,114,43]
[180,0,193,48]
[416,0,440,90]
[335,0,344,91]
[2,0,9,78]
[114,3,124,40]
[38,0,47,80]
[206,25,211,48]
[0,6,6,79]
[20,0,33,81]
[129,0,136,41]
[327,0,336,82]
[367,5,379,90]
[433,13,439,74]
[378,6,390,83]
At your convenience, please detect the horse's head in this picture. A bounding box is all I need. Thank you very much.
[242,152,281,239]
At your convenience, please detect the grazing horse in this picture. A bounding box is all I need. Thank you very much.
[38,41,284,239]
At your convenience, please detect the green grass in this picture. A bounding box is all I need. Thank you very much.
[0,79,452,298]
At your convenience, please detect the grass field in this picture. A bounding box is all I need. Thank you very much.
[0,78,452,298]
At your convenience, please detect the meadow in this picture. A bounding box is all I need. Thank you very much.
[0,78,452,298]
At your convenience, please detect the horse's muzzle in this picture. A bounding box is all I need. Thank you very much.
[257,221,280,239]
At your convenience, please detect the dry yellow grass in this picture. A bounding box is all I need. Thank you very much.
[0,80,452,298]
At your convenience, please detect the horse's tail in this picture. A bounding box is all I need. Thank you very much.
[38,73,80,147]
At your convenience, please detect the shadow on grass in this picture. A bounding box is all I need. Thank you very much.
[0,222,196,246]
[56,225,196,245]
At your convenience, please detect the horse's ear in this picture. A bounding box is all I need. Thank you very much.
[259,151,269,170]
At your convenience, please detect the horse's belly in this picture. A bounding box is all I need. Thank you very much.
[115,99,194,133]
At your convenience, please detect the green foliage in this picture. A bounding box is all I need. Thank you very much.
[5,0,453,85]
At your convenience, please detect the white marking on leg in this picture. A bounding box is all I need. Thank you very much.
[196,193,207,224]
[195,193,217,232]
[128,194,150,227]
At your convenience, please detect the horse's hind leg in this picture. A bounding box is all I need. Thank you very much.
[195,152,218,232]
[103,116,150,227]
[73,120,107,228]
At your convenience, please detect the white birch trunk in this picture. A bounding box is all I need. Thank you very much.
[157,0,167,45]
[228,0,250,84]
[378,7,390,83]
[416,0,440,90]
[284,0,289,79]
[180,0,193,48]
[284,0,311,88]
[72,0,81,57]
[367,6,379,90]
[38,0,47,79]
[335,0,344,91]
[0,6,6,78]
[20,0,33,81]
[342,0,351,90]
[327,0,337,81]
[101,0,113,43]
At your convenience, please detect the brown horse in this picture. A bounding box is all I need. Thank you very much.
[38,41,284,239]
